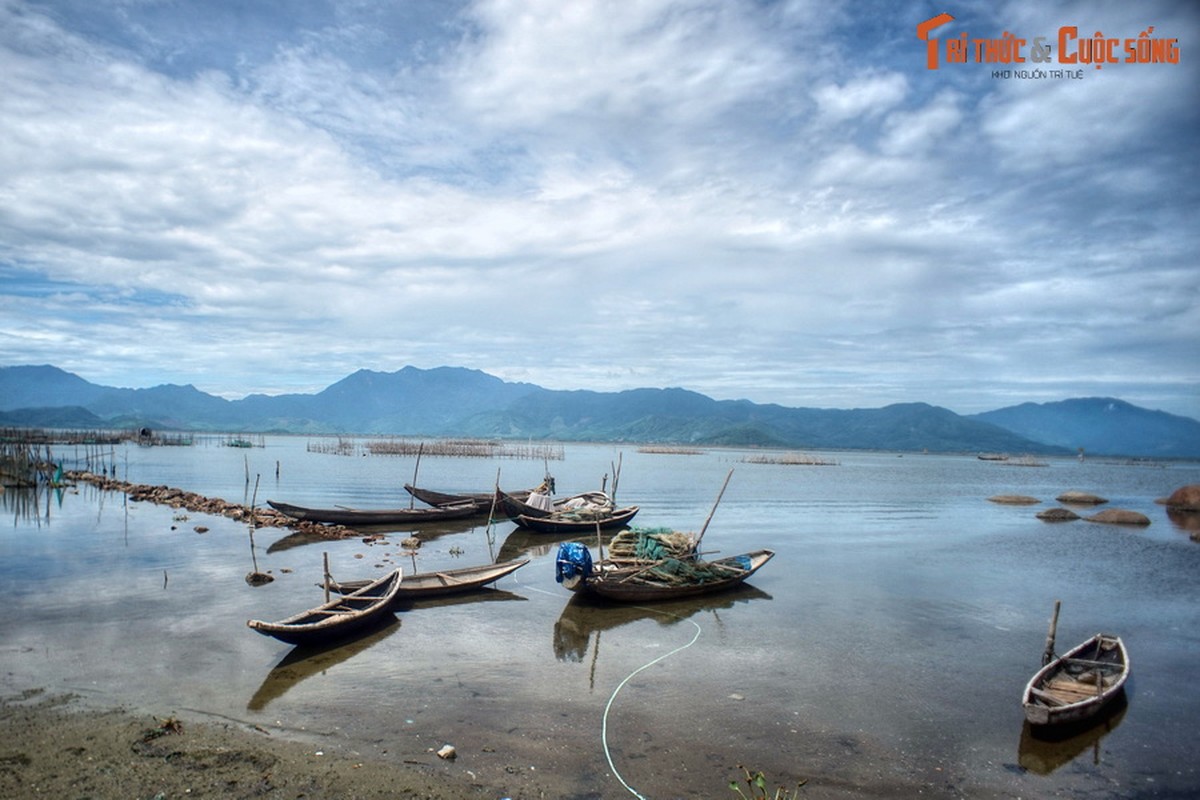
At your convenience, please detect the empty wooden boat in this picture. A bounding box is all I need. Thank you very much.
[266,499,478,526]
[403,484,532,511]
[1022,633,1129,727]
[327,559,529,599]
[247,568,403,646]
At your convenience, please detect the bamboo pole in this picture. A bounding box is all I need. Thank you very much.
[1041,599,1062,666]
[485,467,501,561]
[695,468,734,550]
[409,442,424,508]
[323,552,332,604]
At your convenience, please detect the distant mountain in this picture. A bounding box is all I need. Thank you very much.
[1,363,1195,457]
[971,398,1200,459]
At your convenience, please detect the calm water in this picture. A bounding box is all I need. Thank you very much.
[3,438,1199,799]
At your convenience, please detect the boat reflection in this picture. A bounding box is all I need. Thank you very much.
[496,527,619,562]
[553,584,773,664]
[265,528,331,553]
[1017,693,1129,775]
[396,587,527,611]
[264,517,489,554]
[247,617,401,711]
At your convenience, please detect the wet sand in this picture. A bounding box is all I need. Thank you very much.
[0,689,496,800]
[2,688,1012,800]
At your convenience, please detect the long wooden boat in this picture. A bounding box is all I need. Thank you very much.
[327,559,529,598]
[403,484,531,511]
[1022,633,1129,727]
[558,547,774,602]
[247,568,403,646]
[266,499,478,526]
[496,488,614,525]
[517,504,640,534]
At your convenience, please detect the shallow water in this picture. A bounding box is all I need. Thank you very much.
[2,439,1199,798]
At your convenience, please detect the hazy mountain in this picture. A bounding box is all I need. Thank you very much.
[971,398,1200,459]
[2,363,1196,457]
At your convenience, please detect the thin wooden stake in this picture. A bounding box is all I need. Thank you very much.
[485,467,501,561]
[1042,599,1062,666]
[410,442,424,508]
[696,468,734,550]
[323,552,332,604]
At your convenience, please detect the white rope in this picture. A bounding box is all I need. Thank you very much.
[601,609,703,799]
[508,568,704,798]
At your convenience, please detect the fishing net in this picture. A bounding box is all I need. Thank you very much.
[607,527,697,561]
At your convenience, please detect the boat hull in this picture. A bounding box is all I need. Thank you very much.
[1022,634,1129,727]
[571,549,774,603]
[329,559,529,599]
[247,568,403,646]
[517,505,639,534]
[267,499,478,526]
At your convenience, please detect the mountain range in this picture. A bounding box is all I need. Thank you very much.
[2,364,1198,458]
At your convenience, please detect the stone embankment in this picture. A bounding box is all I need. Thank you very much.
[65,470,356,538]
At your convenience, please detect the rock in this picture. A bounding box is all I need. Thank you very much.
[1164,485,1200,511]
[436,744,456,760]
[1056,491,1108,505]
[193,526,209,533]
[989,495,1040,505]
[1085,509,1151,526]
[1037,508,1080,522]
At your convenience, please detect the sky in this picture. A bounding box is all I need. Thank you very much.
[1,0,1198,419]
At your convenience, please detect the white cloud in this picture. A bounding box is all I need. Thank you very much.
[0,0,1197,418]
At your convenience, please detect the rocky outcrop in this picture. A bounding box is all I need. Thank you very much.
[988,495,1040,505]
[1085,509,1151,526]
[64,470,357,538]
[1164,484,1200,511]
[1056,491,1108,505]
[1037,507,1080,522]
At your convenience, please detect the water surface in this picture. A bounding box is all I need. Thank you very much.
[2,439,1198,798]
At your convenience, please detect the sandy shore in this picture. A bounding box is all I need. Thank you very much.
[0,689,499,800]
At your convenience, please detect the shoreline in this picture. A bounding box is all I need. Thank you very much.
[0,688,494,800]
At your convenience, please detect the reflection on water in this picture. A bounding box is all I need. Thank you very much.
[0,484,68,525]
[1166,507,1200,535]
[553,585,772,663]
[9,439,1200,799]
[1018,693,1129,774]
[497,527,615,562]
[395,587,527,611]
[248,617,402,711]
[265,528,333,553]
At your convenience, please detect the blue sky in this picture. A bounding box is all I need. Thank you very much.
[2,0,1197,418]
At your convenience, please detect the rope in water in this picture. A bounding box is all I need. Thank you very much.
[509,565,704,798]
[601,608,703,799]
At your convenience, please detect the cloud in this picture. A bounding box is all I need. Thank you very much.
[0,0,1197,417]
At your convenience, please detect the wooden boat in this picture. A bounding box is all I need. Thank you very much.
[266,499,478,526]
[516,504,640,534]
[327,559,529,599]
[247,568,403,646]
[558,546,774,602]
[1022,633,1129,727]
[403,484,531,511]
[495,488,615,526]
